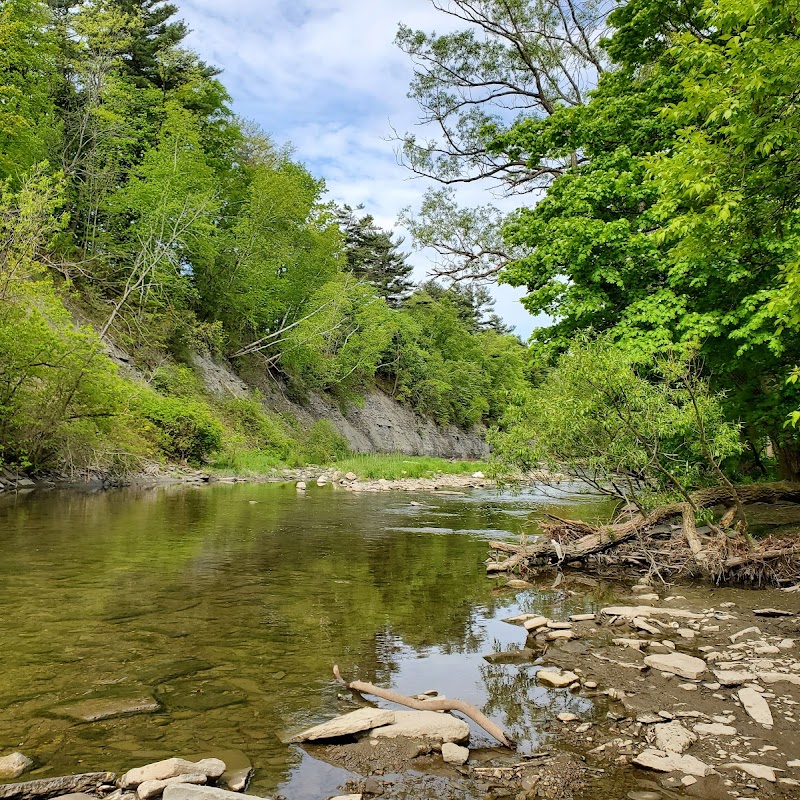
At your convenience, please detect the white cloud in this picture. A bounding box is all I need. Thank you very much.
[179,0,539,336]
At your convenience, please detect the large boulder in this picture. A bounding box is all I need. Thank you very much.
[288,707,396,742]
[368,710,470,744]
[737,688,773,727]
[121,760,226,789]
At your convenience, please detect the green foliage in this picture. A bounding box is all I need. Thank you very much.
[135,391,222,463]
[491,338,743,507]
[296,420,350,465]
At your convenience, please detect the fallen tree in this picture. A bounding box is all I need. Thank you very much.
[487,482,800,585]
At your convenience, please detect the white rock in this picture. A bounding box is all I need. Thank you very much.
[788,759,800,768]
[720,762,776,782]
[536,669,580,688]
[614,638,645,651]
[729,626,761,643]
[546,621,573,630]
[557,713,579,722]
[643,652,707,680]
[471,471,484,479]
[316,477,327,486]
[545,629,576,641]
[677,628,696,639]
[569,613,596,622]
[163,787,269,800]
[289,707,396,742]
[122,760,226,789]
[137,775,208,800]
[344,472,358,482]
[370,710,470,743]
[330,796,362,800]
[694,723,737,736]
[778,639,795,649]
[714,670,751,687]
[0,752,33,779]
[632,618,660,635]
[758,671,800,686]
[632,749,713,777]
[523,616,549,631]
[441,742,469,765]
[295,481,306,491]
[653,721,697,754]
[738,687,773,727]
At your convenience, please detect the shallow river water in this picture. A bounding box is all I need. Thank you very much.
[0,482,617,799]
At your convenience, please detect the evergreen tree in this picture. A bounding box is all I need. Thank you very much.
[337,205,414,307]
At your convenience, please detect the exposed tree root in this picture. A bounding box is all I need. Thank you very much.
[487,482,800,586]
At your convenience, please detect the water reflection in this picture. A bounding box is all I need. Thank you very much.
[0,483,616,799]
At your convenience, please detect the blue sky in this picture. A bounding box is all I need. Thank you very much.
[180,0,538,336]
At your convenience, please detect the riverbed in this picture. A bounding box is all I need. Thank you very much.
[0,481,617,799]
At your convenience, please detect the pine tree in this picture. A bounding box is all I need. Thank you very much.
[337,205,414,308]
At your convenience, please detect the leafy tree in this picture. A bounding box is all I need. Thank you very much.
[0,0,61,181]
[491,337,743,511]
[395,0,611,281]
[336,205,413,307]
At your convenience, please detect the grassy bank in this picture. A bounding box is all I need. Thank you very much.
[331,454,489,480]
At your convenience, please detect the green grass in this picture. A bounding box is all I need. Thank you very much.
[208,448,286,476]
[331,454,490,480]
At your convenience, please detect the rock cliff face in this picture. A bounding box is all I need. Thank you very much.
[192,354,489,460]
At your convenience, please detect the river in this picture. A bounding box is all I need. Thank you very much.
[0,481,617,799]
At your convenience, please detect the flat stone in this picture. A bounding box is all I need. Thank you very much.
[643,652,707,680]
[614,638,645,651]
[295,481,306,491]
[51,795,97,800]
[0,753,34,779]
[522,616,549,631]
[441,742,469,765]
[56,696,159,722]
[627,793,663,800]
[289,707,396,742]
[369,710,470,743]
[503,613,541,626]
[162,786,269,800]
[137,775,207,800]
[556,713,580,722]
[753,608,794,617]
[758,671,800,686]
[602,606,702,620]
[730,626,761,643]
[738,687,773,727]
[545,629,576,641]
[121,760,226,789]
[536,669,580,688]
[569,613,596,622]
[632,618,660,635]
[636,713,663,725]
[330,796,362,800]
[653,721,696,754]
[632,749,713,777]
[714,670,751,687]
[693,723,737,736]
[720,762,776,782]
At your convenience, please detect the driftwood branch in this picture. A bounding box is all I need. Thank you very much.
[0,773,116,800]
[332,665,515,748]
[487,482,800,585]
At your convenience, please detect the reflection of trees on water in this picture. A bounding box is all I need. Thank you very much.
[479,663,596,750]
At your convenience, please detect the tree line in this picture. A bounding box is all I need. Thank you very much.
[0,0,527,475]
[397,0,800,505]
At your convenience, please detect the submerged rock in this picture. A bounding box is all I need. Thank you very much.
[0,753,33,779]
[55,696,160,723]
[536,669,580,688]
[162,786,268,800]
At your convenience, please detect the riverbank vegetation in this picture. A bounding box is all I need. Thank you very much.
[0,0,528,477]
[396,0,800,582]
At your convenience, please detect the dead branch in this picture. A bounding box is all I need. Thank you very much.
[332,665,515,748]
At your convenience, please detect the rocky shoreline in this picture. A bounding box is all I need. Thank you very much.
[4,580,797,800]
